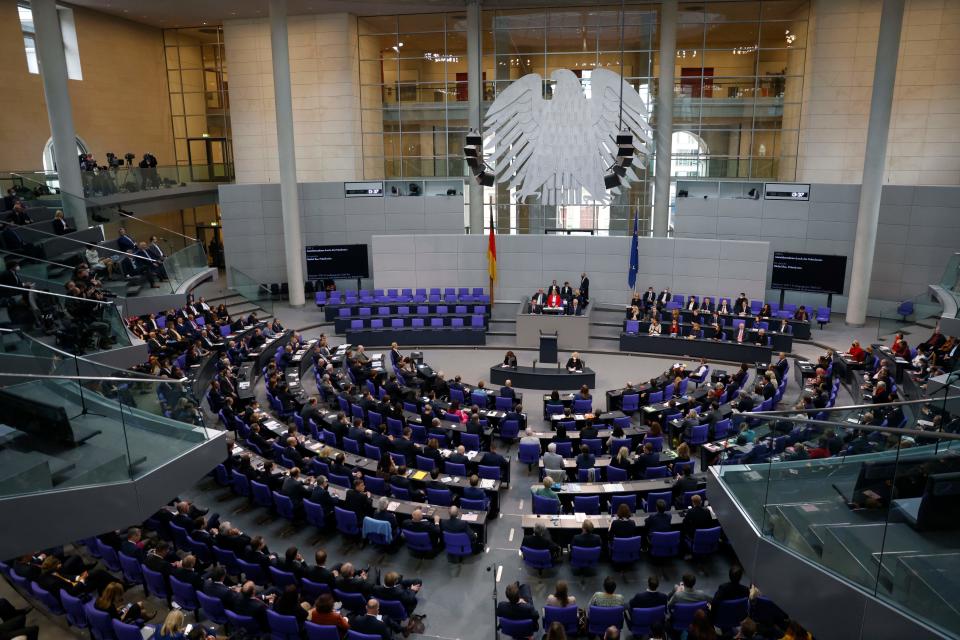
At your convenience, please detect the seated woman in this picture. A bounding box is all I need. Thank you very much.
[309,593,349,636]
[95,582,151,626]
[671,442,691,468]
[626,305,641,321]
[759,303,773,317]
[546,290,562,309]
[610,446,634,478]
[609,503,638,539]
[648,318,662,335]
[668,320,681,336]
[848,340,866,362]
[503,350,518,367]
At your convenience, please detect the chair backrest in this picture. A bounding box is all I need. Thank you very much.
[84,601,115,640]
[111,618,144,640]
[621,393,639,411]
[267,610,302,640]
[520,546,553,569]
[629,606,667,637]
[196,591,229,624]
[569,544,602,569]
[498,617,538,639]
[713,597,750,631]
[691,526,722,554]
[169,575,198,610]
[60,589,89,628]
[587,606,625,635]
[30,582,64,614]
[142,565,168,597]
[225,610,261,635]
[606,465,628,482]
[671,601,709,631]
[610,535,642,563]
[269,565,298,588]
[118,552,143,584]
[442,531,473,556]
[305,622,341,640]
[573,494,600,514]
[543,605,579,635]
[533,493,560,514]
[610,493,636,512]
[650,530,681,557]
[644,490,672,512]
[403,529,434,553]
[334,506,360,535]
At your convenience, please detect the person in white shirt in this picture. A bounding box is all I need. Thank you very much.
[649,318,662,336]
[84,246,114,278]
[691,358,708,379]
[735,322,746,343]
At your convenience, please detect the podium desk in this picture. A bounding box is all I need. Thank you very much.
[516,302,591,349]
[489,364,595,391]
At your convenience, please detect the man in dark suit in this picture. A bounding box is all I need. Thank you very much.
[282,437,307,469]
[349,599,392,640]
[440,506,479,553]
[120,527,146,561]
[734,390,755,413]
[171,554,204,590]
[300,397,324,429]
[634,442,660,475]
[713,565,750,604]
[645,499,673,535]
[571,520,602,550]
[447,445,470,467]
[774,352,789,382]
[402,508,441,547]
[530,288,546,314]
[280,467,313,507]
[117,228,137,253]
[231,581,268,627]
[202,567,236,607]
[144,542,175,578]
[344,477,374,524]
[373,571,422,615]
[628,575,670,611]
[500,379,515,399]
[304,549,338,588]
[132,242,160,287]
[309,476,337,519]
[496,581,539,630]
[579,273,590,302]
[671,466,699,506]
[657,288,672,308]
[334,563,373,599]
[566,298,584,316]
[641,286,656,311]
[475,441,507,476]
[521,522,561,561]
[681,494,713,540]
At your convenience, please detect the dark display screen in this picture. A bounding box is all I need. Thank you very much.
[305,244,370,279]
[771,252,847,294]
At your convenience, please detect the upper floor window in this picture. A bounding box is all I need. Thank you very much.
[18,1,82,80]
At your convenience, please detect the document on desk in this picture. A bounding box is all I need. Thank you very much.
[479,479,496,489]
[603,483,625,492]
[466,451,478,459]
[564,483,581,492]
[575,513,586,523]
[411,471,428,480]
[386,501,400,512]
[461,513,479,522]
[239,382,251,390]
[441,476,453,483]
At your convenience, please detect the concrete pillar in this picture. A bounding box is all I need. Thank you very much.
[652,0,677,238]
[32,0,87,228]
[845,0,904,326]
[268,0,305,306]
[467,0,484,234]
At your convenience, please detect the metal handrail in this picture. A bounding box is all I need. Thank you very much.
[0,282,117,305]
[10,171,200,243]
[742,411,960,442]
[752,394,960,416]
[0,371,180,384]
[0,249,73,270]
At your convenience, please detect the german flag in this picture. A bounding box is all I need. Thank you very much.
[487,211,497,283]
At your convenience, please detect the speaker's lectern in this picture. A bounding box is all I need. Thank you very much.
[539,331,558,364]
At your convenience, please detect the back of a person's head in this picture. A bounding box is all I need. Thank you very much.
[582,519,594,534]
[786,619,810,639]
[314,592,335,613]
[738,617,757,639]
[616,503,631,519]
[647,575,660,591]
[505,582,519,603]
[656,499,667,514]
[546,620,567,640]
[603,575,617,594]
[729,565,744,584]
[682,573,696,589]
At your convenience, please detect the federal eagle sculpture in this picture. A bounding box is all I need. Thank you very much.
[483,68,651,206]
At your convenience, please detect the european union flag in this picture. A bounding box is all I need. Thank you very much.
[627,208,639,289]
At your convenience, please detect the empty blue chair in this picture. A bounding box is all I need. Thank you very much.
[572,398,592,413]
[412,318,425,328]
[544,605,579,635]
[97,539,121,571]
[61,590,89,629]
[118,552,144,586]
[30,582,64,615]
[574,495,600,514]
[197,591,229,625]
[479,465,501,481]
[621,393,639,412]
[461,432,481,451]
[430,317,444,327]
[112,618,150,640]
[416,455,435,472]
[644,435,664,452]
[610,494,636,513]
[269,566,299,589]
[443,531,474,559]
[350,319,363,329]
[533,494,560,515]
[519,442,540,468]
[570,545,601,570]
[555,441,573,457]
[520,546,553,572]
[687,424,709,446]
[625,320,640,334]
[142,565,169,602]
[648,390,663,404]
[267,610,301,640]
[445,461,467,476]
[671,602,709,632]
[335,507,361,537]
[273,491,296,521]
[371,319,384,329]
[629,606,667,637]
[225,611,261,636]
[378,599,408,624]
[816,306,831,328]
[688,525,722,557]
[610,536,642,565]
[643,490,672,513]
[495,396,513,411]
[498,617,537,640]
[301,578,331,604]
[650,531,681,558]
[471,314,485,327]
[169,576,199,613]
[460,497,488,511]
[587,606,624,637]
[391,318,404,328]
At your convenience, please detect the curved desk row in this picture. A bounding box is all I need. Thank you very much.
[619,333,772,363]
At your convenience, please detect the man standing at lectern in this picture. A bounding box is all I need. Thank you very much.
[566,352,586,372]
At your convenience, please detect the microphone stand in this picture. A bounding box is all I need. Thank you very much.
[489,563,500,640]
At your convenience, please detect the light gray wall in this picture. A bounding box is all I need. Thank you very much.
[371,234,770,305]
[674,183,960,312]
[218,182,464,285]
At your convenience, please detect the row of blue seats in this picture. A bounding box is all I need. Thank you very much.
[346,315,486,330]
[653,294,830,323]
[317,287,489,305]
[336,304,488,317]
[530,488,706,516]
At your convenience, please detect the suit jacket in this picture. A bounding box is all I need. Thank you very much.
[496,601,539,624]
[542,451,564,470]
[714,582,750,603]
[571,532,602,549]
[645,512,673,533]
[610,518,638,539]
[344,489,373,520]
[441,517,477,542]
[172,566,203,590]
[500,386,515,398]
[304,565,337,587]
[682,505,713,537]
[629,591,669,610]
[53,217,71,235]
[349,614,391,640]
[117,235,137,252]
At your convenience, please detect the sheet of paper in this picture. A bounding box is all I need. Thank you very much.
[800,504,819,512]
[386,501,400,512]
[461,513,479,522]
[480,479,496,489]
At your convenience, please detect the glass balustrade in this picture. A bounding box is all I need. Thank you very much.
[229,265,274,318]
[0,284,130,355]
[0,164,233,200]
[715,399,960,638]
[0,171,210,298]
[0,330,214,499]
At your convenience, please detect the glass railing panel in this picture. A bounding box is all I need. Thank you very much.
[164,241,209,290]
[716,403,960,639]
[229,265,274,318]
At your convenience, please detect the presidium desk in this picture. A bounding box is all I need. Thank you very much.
[489,364,596,390]
[515,300,591,349]
[619,332,773,363]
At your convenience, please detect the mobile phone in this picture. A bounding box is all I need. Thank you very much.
[185,625,194,634]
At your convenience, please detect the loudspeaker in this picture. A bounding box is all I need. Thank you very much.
[604,172,622,189]
[466,131,482,146]
[478,171,495,187]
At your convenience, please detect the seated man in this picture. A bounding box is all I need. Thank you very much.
[496,581,539,630]
[521,522,561,562]
[530,289,546,314]
[349,599,392,640]
[439,506,480,554]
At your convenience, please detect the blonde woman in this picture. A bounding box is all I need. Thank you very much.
[157,610,187,640]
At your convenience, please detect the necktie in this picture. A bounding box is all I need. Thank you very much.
[738,327,744,342]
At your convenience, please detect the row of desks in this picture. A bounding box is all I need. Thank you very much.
[520,511,717,544]
[620,333,773,363]
[234,445,489,542]
[623,319,793,352]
